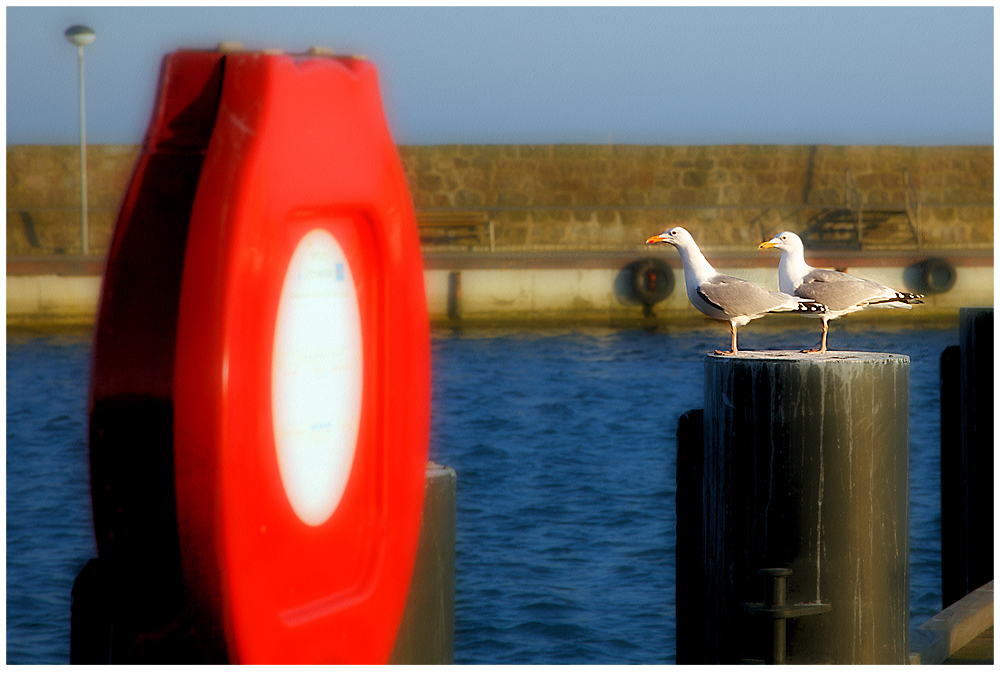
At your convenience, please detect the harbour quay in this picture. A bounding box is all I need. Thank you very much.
[5,144,994,328]
[7,141,994,664]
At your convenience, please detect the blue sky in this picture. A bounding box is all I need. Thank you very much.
[5,5,994,146]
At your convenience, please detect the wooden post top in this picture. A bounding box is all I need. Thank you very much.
[706,350,910,364]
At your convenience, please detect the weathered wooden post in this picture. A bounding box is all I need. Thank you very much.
[940,307,993,607]
[72,463,457,664]
[939,344,965,608]
[390,463,457,664]
[675,408,707,663]
[698,351,910,664]
[447,272,462,321]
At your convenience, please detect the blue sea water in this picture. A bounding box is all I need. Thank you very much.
[7,331,95,665]
[6,323,954,664]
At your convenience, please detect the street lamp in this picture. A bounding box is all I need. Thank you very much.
[65,25,95,255]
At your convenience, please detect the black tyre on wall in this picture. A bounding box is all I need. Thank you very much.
[915,257,957,294]
[630,258,675,305]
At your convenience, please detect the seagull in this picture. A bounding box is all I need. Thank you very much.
[646,225,827,355]
[759,230,924,353]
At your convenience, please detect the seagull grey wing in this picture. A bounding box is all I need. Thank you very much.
[795,269,887,311]
[802,268,858,284]
[697,275,789,316]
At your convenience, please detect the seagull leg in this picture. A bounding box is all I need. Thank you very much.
[802,318,829,354]
[715,321,738,355]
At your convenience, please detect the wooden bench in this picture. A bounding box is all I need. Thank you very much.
[415,211,494,251]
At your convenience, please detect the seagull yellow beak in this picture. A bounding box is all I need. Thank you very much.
[758,241,777,250]
[646,234,668,245]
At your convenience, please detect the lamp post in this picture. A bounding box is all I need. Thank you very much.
[65,25,95,255]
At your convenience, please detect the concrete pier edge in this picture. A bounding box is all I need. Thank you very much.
[7,257,992,328]
[909,580,994,664]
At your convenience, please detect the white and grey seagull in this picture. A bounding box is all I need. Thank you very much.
[646,225,827,355]
[759,230,924,353]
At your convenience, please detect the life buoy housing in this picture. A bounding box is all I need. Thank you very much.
[90,49,430,664]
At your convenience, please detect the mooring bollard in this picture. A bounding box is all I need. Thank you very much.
[940,307,994,608]
[694,351,910,664]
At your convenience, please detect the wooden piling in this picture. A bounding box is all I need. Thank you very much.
[939,344,966,608]
[70,559,111,664]
[389,463,457,664]
[447,271,461,320]
[700,351,910,664]
[941,307,994,607]
[72,463,456,664]
[675,409,707,664]
[958,309,993,600]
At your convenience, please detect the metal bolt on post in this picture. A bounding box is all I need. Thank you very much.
[743,568,832,664]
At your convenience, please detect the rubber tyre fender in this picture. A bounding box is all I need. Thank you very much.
[630,258,675,305]
[917,257,957,294]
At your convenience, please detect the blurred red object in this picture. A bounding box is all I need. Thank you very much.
[89,49,430,663]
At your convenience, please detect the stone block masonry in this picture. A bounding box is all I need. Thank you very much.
[7,145,140,255]
[7,144,993,256]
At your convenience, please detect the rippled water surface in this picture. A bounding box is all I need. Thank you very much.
[7,324,953,664]
[7,330,95,665]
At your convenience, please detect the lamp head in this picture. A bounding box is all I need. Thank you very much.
[65,25,96,47]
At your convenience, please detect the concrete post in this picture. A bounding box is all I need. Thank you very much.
[701,351,910,664]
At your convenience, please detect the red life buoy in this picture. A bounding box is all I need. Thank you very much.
[90,49,430,664]
[88,50,228,662]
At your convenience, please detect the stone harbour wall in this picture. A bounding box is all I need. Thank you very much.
[7,145,141,256]
[7,144,993,255]
[399,144,993,250]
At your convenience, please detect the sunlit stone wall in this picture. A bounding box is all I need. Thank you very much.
[7,144,993,255]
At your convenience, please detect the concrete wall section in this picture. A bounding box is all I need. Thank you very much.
[8,263,992,327]
[7,275,102,326]
[422,265,993,326]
